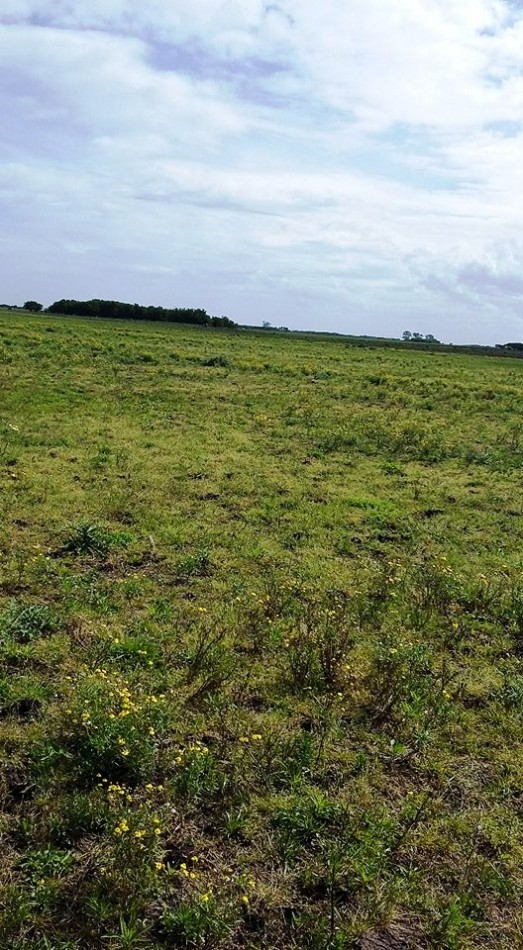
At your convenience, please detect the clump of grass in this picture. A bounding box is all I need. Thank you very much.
[159,888,240,947]
[57,522,132,557]
[175,547,212,579]
[201,355,230,368]
[169,739,230,804]
[0,673,50,719]
[0,601,56,644]
[272,788,348,865]
[363,633,454,750]
[284,593,354,694]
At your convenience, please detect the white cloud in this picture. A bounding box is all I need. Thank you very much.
[1,1,523,341]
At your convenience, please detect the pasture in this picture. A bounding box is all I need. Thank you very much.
[1,309,523,948]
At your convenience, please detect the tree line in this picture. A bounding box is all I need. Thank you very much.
[44,298,236,328]
[402,330,440,343]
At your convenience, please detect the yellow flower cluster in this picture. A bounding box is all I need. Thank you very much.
[174,740,209,764]
[67,669,165,755]
[179,857,199,880]
[108,675,141,718]
[98,779,134,804]
[117,736,130,757]
[173,856,259,914]
[112,815,162,841]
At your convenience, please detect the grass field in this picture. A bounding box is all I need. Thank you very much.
[2,309,523,949]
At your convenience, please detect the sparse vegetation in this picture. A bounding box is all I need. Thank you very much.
[2,307,523,948]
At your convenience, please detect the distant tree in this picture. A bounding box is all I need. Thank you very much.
[47,298,236,328]
[402,330,412,341]
[24,300,43,312]
[425,333,440,344]
[412,332,424,341]
[262,321,272,329]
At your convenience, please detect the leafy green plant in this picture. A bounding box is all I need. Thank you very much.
[170,740,228,804]
[285,594,354,693]
[20,845,74,882]
[57,669,166,783]
[201,355,230,368]
[160,893,237,947]
[272,789,347,864]
[495,671,523,710]
[58,522,132,557]
[0,601,56,644]
[103,916,152,948]
[175,547,212,578]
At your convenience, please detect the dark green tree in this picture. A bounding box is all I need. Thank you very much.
[23,300,43,312]
[47,298,236,328]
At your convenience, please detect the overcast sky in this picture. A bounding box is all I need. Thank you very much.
[1,1,523,343]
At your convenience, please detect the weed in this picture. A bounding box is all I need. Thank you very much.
[181,618,229,683]
[495,671,523,710]
[170,740,229,804]
[20,845,74,882]
[57,668,166,783]
[103,917,152,948]
[201,355,230,368]
[273,789,347,864]
[363,634,454,747]
[285,593,354,693]
[58,522,132,557]
[176,548,212,578]
[431,893,479,949]
[405,554,459,628]
[160,893,237,947]
[0,601,56,643]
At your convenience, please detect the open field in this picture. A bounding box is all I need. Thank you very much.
[2,309,523,948]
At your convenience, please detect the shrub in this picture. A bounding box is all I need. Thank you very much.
[363,635,454,747]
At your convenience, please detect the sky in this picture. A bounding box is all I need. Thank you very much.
[1,1,523,344]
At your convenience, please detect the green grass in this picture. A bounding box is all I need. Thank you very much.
[2,309,523,948]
